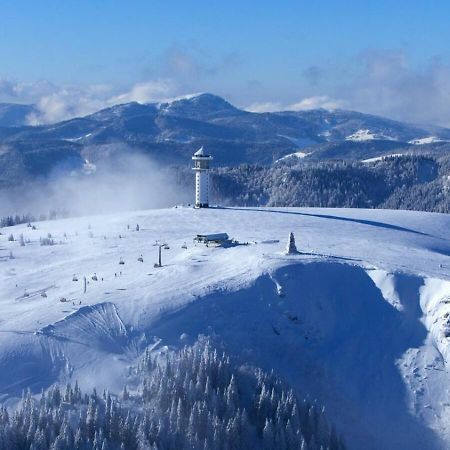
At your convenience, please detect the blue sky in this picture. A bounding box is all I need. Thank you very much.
[1,0,450,125]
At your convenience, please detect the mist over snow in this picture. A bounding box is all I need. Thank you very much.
[0,151,191,217]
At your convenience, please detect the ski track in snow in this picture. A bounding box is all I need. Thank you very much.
[0,206,449,449]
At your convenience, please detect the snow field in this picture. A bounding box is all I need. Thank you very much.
[0,206,449,449]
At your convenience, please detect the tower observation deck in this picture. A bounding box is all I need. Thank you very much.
[192,147,212,208]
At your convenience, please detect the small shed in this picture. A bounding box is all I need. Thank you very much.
[194,233,230,246]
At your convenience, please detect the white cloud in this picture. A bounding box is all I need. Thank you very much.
[3,49,450,127]
[0,79,116,124]
[245,96,344,113]
[338,50,450,126]
[247,51,450,126]
[245,101,283,113]
[0,78,57,102]
[108,79,177,105]
[26,85,111,125]
[0,77,183,125]
[287,96,345,111]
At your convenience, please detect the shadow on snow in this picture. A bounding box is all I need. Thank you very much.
[150,261,440,450]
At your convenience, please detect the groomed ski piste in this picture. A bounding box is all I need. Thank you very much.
[0,206,449,449]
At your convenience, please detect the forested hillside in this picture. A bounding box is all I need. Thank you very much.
[0,339,343,450]
[200,154,450,213]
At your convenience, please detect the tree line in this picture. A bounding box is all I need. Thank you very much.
[174,154,450,213]
[0,210,70,229]
[0,339,344,450]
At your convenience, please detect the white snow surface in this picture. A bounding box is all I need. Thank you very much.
[64,133,93,142]
[362,153,405,163]
[0,207,450,449]
[156,92,206,109]
[409,136,449,145]
[346,129,397,141]
[276,151,311,162]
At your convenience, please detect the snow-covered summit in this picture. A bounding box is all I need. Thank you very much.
[158,92,240,120]
[156,92,206,107]
[0,207,449,449]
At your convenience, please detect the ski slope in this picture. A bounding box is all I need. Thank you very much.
[0,206,449,449]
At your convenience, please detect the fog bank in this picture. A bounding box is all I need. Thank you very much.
[0,153,192,217]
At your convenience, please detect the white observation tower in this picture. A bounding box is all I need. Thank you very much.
[192,146,212,208]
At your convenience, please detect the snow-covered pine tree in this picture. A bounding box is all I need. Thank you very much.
[262,418,274,450]
[122,385,129,401]
[0,339,345,450]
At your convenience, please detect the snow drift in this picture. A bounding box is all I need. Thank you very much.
[38,302,129,354]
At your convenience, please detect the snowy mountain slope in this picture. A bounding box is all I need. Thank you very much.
[345,128,397,141]
[2,94,450,189]
[410,136,450,145]
[0,207,449,449]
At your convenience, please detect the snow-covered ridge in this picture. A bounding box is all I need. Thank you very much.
[156,92,206,109]
[0,207,449,449]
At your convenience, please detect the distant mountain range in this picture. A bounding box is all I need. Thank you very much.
[1,93,450,188]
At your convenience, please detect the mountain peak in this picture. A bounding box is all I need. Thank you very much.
[159,92,240,119]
